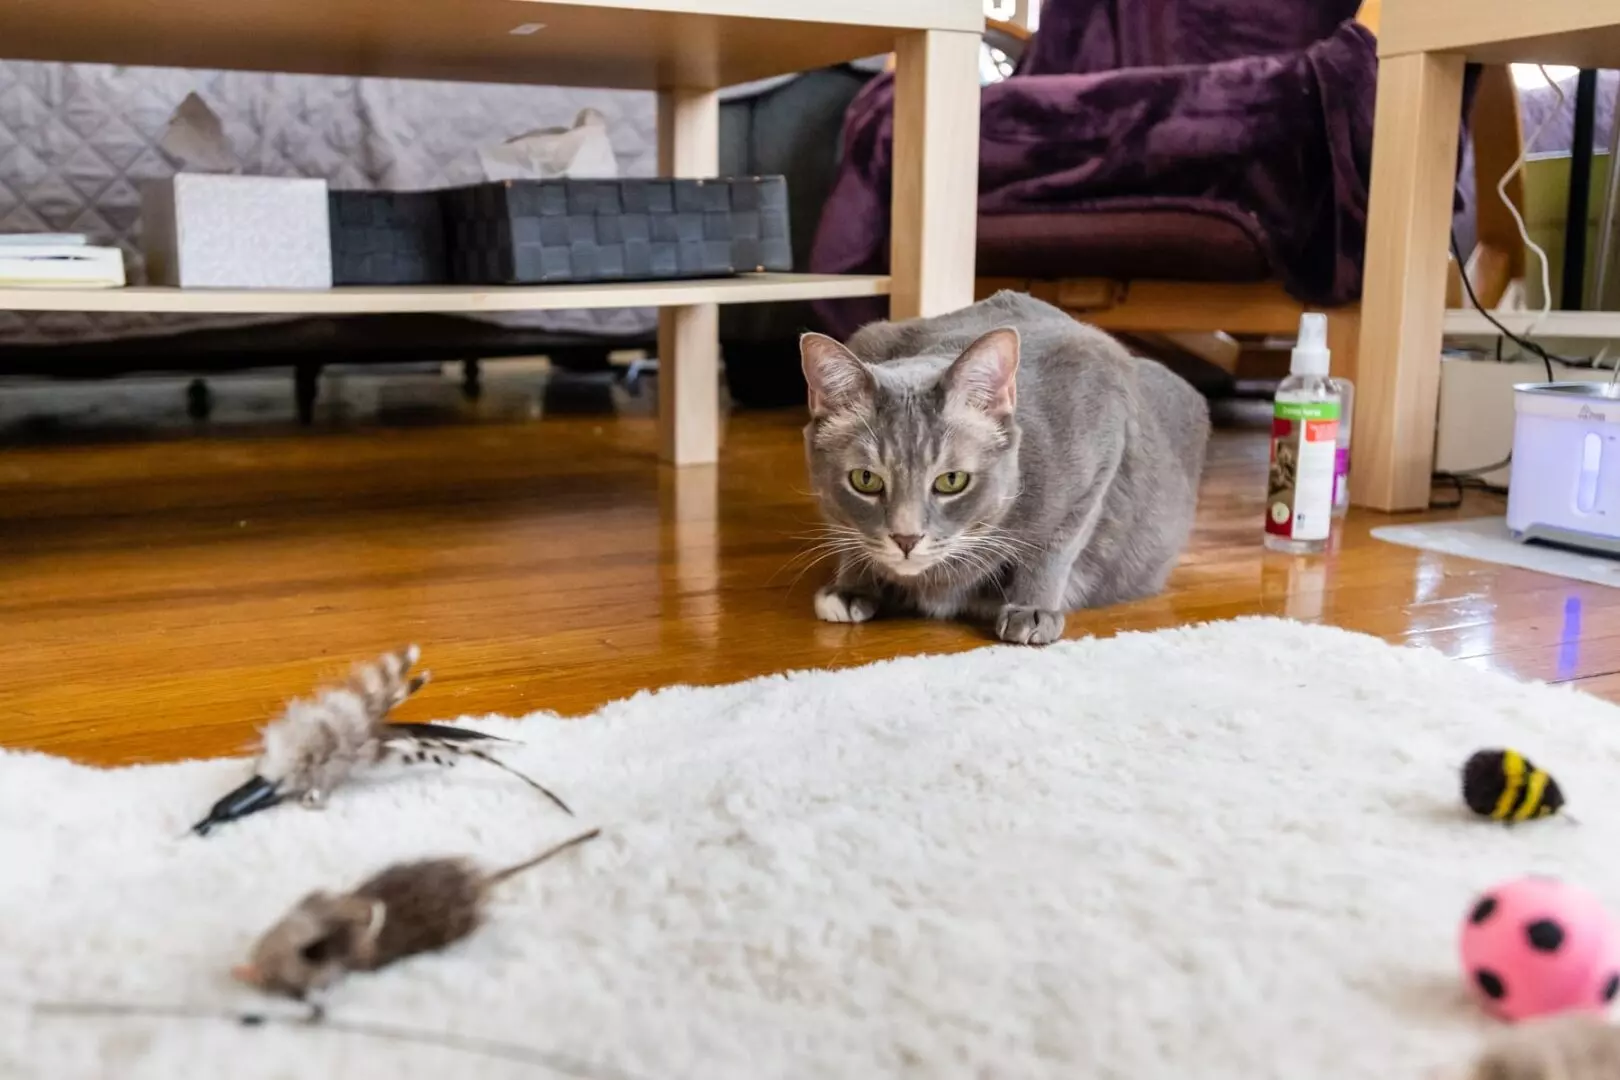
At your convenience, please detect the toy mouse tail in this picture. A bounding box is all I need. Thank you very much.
[486,828,601,889]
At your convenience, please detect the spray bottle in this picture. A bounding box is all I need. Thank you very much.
[1263,313,1341,555]
[1330,374,1355,518]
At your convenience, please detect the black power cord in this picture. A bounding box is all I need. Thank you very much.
[1451,229,1600,380]
[1431,454,1512,510]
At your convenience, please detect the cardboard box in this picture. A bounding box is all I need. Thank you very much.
[141,174,332,288]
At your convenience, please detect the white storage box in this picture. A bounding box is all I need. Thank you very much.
[141,174,332,288]
[1506,381,1620,554]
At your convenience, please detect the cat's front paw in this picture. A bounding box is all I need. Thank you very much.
[995,604,1065,645]
[814,586,878,624]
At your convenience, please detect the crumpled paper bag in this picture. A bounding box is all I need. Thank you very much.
[478,107,619,181]
[158,92,243,173]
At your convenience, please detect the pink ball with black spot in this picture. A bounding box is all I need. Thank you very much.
[1459,877,1620,1022]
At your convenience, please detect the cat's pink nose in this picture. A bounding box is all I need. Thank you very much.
[890,533,922,556]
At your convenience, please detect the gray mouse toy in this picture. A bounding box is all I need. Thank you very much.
[232,828,600,1000]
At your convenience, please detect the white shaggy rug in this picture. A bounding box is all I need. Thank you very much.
[5,618,1620,1080]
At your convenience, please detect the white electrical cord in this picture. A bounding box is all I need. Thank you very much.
[1494,65,1567,339]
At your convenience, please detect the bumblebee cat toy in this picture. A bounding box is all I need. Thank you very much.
[1461,748,1566,825]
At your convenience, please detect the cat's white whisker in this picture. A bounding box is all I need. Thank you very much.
[966,523,1040,555]
[784,537,868,562]
[779,536,877,590]
[788,534,864,549]
[949,540,1008,570]
[775,537,859,570]
[793,525,867,537]
[942,543,1006,596]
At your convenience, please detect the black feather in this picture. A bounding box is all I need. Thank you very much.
[191,775,284,836]
[460,746,574,816]
[386,722,512,744]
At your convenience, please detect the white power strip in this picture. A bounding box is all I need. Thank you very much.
[1435,355,1618,488]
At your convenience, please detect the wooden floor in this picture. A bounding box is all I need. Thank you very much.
[1,362,1613,766]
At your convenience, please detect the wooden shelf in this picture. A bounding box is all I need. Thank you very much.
[0,0,982,90]
[0,273,890,315]
[1443,308,1620,339]
[1380,0,1620,67]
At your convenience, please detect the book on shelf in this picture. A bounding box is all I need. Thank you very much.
[0,233,90,247]
[0,236,126,288]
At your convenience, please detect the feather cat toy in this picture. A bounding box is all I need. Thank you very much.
[190,645,571,835]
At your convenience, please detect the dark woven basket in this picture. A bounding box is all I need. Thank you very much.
[328,190,449,286]
[441,176,791,285]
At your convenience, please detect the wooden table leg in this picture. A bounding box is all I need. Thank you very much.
[659,464,720,644]
[1351,50,1467,511]
[889,28,981,320]
[656,86,721,466]
[1327,307,1361,387]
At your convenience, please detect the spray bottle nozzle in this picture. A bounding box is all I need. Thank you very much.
[1291,312,1331,376]
[1298,313,1326,350]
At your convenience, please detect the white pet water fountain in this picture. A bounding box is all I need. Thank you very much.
[1507,378,1620,554]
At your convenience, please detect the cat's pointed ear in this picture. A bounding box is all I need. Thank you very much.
[800,333,873,418]
[945,327,1019,419]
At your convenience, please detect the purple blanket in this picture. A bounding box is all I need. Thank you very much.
[809,0,1377,338]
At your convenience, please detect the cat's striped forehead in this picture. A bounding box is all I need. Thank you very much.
[862,374,947,463]
[814,392,1005,474]
[818,355,1004,456]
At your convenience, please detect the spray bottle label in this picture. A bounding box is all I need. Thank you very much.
[1266,400,1340,541]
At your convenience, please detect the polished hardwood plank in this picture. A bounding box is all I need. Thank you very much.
[0,367,1611,767]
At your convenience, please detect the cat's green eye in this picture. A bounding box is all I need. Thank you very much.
[848,469,886,495]
[933,471,971,495]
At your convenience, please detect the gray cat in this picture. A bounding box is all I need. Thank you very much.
[800,290,1210,645]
